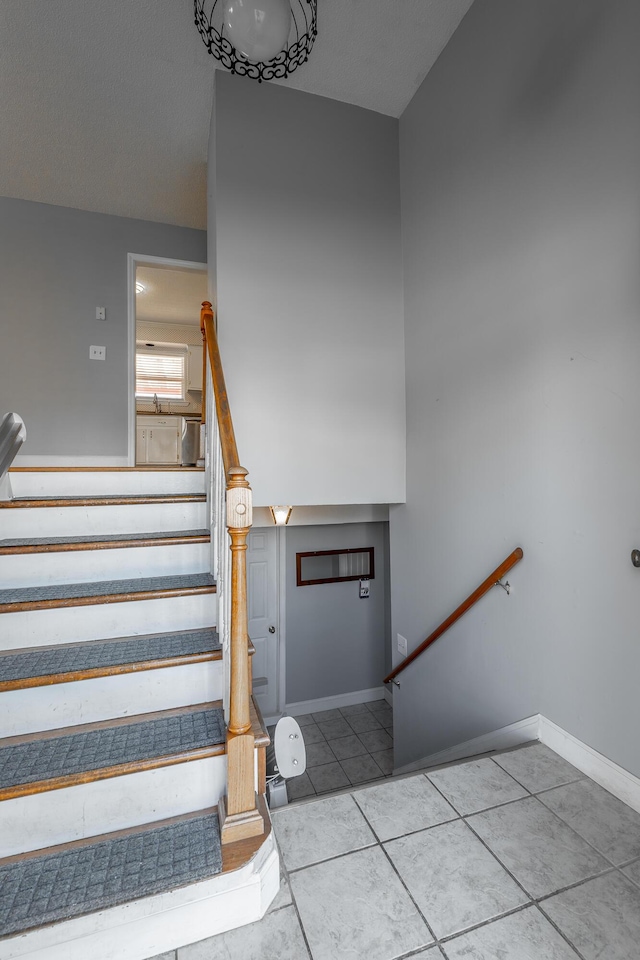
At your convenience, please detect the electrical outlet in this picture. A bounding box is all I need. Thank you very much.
[397,633,408,656]
[89,345,106,360]
[96,307,106,320]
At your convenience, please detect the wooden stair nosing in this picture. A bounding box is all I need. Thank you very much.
[0,531,211,556]
[0,493,206,509]
[9,466,205,473]
[0,796,271,942]
[0,700,269,801]
[0,701,225,802]
[0,805,220,868]
[0,634,252,693]
[0,701,220,748]
[0,582,217,614]
[0,800,270,875]
[0,649,222,693]
[0,744,227,802]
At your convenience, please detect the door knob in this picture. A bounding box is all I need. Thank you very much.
[268,625,276,634]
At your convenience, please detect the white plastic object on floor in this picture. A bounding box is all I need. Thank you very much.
[267,716,307,809]
[274,716,306,778]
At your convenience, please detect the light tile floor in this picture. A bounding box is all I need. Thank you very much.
[282,699,394,801]
[156,741,640,960]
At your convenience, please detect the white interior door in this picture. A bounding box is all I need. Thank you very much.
[247,527,280,721]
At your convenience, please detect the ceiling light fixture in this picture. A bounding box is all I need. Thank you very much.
[194,0,317,83]
[269,505,293,526]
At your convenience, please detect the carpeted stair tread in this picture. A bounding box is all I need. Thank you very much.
[0,573,216,607]
[0,812,222,938]
[0,529,210,548]
[0,629,221,684]
[0,706,225,789]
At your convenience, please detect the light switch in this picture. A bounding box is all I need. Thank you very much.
[359,579,370,599]
[96,307,106,320]
[90,345,106,360]
[397,633,408,656]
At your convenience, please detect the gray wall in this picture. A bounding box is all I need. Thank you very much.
[391,0,640,773]
[0,198,206,458]
[212,74,405,507]
[285,523,389,705]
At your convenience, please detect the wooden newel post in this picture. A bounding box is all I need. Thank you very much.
[218,465,266,844]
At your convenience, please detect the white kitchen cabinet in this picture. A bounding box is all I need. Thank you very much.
[187,345,203,392]
[136,417,181,465]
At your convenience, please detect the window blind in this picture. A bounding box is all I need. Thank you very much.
[136,351,185,399]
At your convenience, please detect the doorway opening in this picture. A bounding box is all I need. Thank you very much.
[127,255,207,466]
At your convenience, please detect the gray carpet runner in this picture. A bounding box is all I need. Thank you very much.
[0,529,210,547]
[0,573,216,606]
[0,812,222,937]
[0,629,220,683]
[0,707,225,788]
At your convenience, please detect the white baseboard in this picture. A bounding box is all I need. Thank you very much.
[393,715,540,777]
[538,715,640,815]
[392,712,640,815]
[286,686,387,717]
[13,455,129,467]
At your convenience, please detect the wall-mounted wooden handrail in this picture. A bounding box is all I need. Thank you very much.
[200,301,241,478]
[384,547,524,686]
[200,301,265,846]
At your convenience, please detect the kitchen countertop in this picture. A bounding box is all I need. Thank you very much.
[136,411,201,420]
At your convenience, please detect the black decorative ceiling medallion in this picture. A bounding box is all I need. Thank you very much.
[194,1,318,83]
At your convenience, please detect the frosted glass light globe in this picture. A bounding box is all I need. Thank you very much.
[224,0,292,63]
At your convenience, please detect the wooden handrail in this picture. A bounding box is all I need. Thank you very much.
[200,301,241,477]
[384,547,524,686]
[200,301,265,845]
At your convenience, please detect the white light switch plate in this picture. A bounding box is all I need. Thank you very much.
[397,633,408,656]
[90,345,106,360]
[96,307,106,320]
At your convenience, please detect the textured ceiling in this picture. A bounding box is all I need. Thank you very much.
[0,0,474,229]
[136,266,208,324]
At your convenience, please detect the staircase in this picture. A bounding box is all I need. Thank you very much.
[0,467,277,960]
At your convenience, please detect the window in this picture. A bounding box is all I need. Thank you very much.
[135,345,186,400]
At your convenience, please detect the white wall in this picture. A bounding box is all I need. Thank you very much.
[391,0,640,774]
[0,198,206,458]
[210,74,405,507]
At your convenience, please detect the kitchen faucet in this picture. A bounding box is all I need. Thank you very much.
[153,393,160,413]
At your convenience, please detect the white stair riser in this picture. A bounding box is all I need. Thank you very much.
[0,500,207,539]
[9,470,205,498]
[0,542,210,588]
[0,662,224,737]
[0,756,231,857]
[1,594,217,649]
[0,839,278,960]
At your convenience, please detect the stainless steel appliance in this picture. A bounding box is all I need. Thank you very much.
[181,418,200,466]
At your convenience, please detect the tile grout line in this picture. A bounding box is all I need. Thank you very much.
[290,703,394,801]
[423,767,595,957]
[350,789,569,956]
[270,745,640,960]
[459,804,614,960]
[351,795,440,950]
